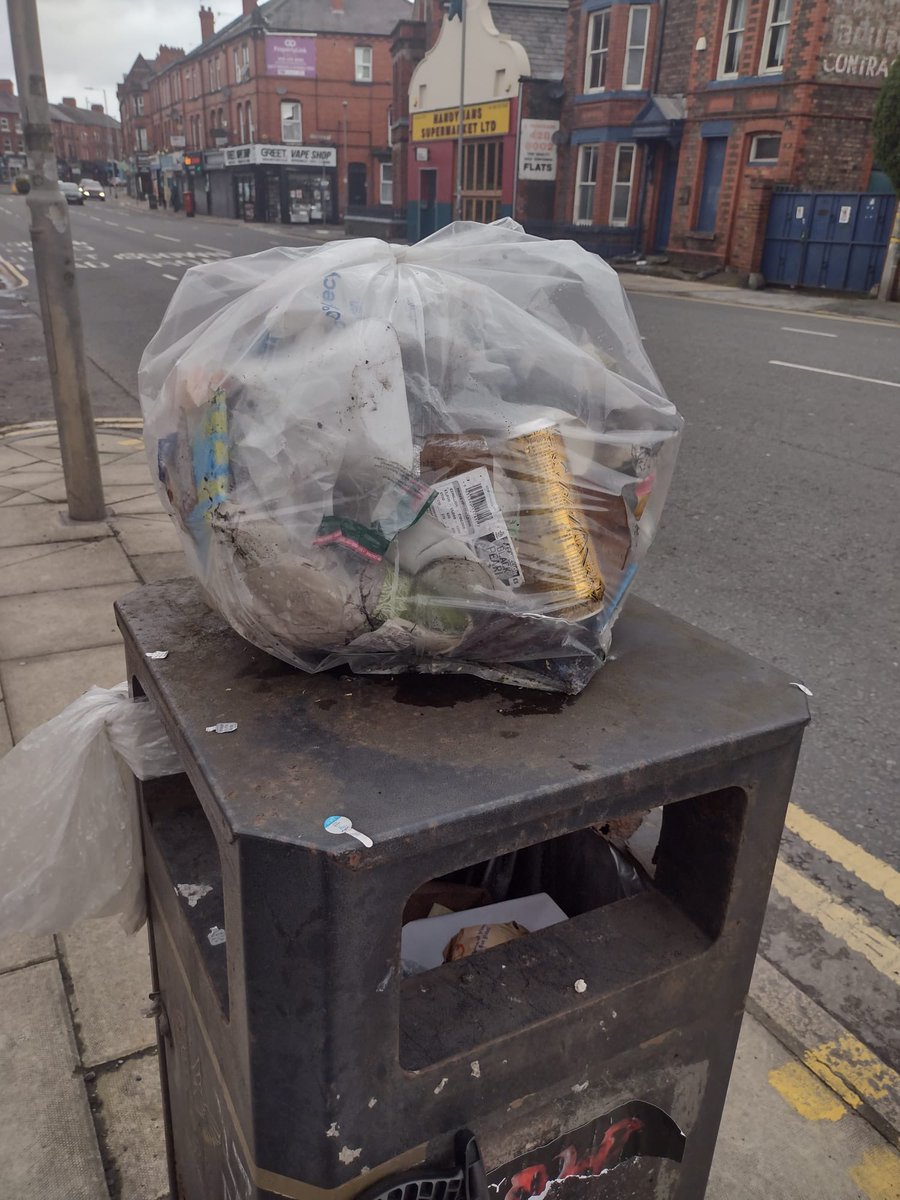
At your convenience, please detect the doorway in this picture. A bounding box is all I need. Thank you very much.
[419,168,437,239]
[348,162,367,207]
[654,147,679,252]
[459,140,504,223]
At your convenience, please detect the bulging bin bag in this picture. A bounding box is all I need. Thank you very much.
[139,220,682,693]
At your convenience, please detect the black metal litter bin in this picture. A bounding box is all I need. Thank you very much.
[117,580,809,1200]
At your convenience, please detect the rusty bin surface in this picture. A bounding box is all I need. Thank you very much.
[116,579,809,1200]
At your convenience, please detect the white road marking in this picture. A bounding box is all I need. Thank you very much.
[104,221,120,227]
[89,216,102,222]
[194,243,227,253]
[162,273,179,281]
[769,360,900,389]
[781,326,837,338]
[125,226,144,233]
[154,233,181,243]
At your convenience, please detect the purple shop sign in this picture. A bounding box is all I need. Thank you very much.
[265,34,317,78]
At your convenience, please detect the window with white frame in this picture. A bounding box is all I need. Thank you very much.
[246,100,254,141]
[760,0,792,71]
[233,49,240,82]
[387,105,394,147]
[134,95,144,115]
[748,133,781,163]
[136,127,148,150]
[186,70,194,100]
[281,101,302,143]
[380,162,393,205]
[355,46,373,82]
[718,0,748,77]
[3,137,11,152]
[573,144,599,225]
[624,7,650,88]
[242,44,250,74]
[610,143,636,224]
[584,10,610,92]
[0,118,8,131]
[237,102,245,143]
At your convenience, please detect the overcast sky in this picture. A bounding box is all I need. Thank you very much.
[0,1,247,116]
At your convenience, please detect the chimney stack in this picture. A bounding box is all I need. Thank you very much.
[199,5,215,41]
[330,0,344,12]
[0,79,14,96]
[91,103,104,113]
[242,0,256,16]
[62,97,77,108]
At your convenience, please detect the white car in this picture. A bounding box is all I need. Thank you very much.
[60,181,84,205]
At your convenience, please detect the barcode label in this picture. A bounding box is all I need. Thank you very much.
[431,468,524,588]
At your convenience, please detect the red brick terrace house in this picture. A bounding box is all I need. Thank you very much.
[118,0,410,223]
[0,81,25,179]
[553,0,897,289]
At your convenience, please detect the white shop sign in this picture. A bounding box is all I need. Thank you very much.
[223,143,337,168]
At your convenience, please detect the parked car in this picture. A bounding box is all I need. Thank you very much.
[79,179,106,201]
[60,181,84,205]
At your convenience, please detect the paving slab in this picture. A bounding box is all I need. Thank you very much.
[109,493,167,517]
[0,489,44,506]
[0,642,127,740]
[60,918,156,1068]
[101,462,156,487]
[131,551,189,583]
[0,960,108,1200]
[0,931,56,973]
[0,581,130,659]
[0,444,41,471]
[0,504,112,547]
[92,1052,169,1200]
[111,515,183,557]
[0,539,137,598]
[707,1016,900,1199]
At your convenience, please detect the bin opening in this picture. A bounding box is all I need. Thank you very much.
[400,827,649,977]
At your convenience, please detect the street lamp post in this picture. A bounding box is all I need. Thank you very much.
[7,0,105,521]
[84,85,109,113]
[341,99,348,221]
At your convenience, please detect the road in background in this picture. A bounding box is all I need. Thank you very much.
[1,191,898,1068]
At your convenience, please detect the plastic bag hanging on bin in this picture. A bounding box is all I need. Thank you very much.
[0,684,182,938]
[139,219,683,693]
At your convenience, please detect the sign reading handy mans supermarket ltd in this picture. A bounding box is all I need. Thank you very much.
[411,100,511,143]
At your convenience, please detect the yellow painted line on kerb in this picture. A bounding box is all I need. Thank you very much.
[771,859,900,987]
[786,804,900,907]
[768,1059,848,1122]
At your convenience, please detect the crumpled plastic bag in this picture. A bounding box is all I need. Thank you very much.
[139,219,683,693]
[0,684,182,938]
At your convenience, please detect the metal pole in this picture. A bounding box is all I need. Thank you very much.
[8,0,105,521]
[453,1,467,221]
[342,100,348,220]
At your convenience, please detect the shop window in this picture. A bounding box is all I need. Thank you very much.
[748,133,781,163]
[281,101,302,144]
[460,140,504,223]
[760,0,793,72]
[624,7,650,89]
[584,10,609,92]
[355,46,373,83]
[573,144,598,225]
[380,161,393,206]
[718,0,747,78]
[610,143,636,224]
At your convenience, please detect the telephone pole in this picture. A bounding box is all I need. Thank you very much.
[7,0,105,521]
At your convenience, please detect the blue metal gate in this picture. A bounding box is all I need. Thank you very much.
[761,191,896,292]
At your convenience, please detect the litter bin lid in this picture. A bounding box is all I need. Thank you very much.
[116,580,809,855]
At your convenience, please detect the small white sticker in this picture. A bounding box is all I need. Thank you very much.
[145,650,169,660]
[838,205,852,224]
[431,468,524,587]
[795,206,805,220]
[207,925,226,946]
[324,814,374,848]
[206,722,238,734]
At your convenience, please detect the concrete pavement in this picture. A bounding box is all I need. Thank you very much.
[1,421,899,1199]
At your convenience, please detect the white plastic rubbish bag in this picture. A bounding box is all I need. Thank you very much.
[139,219,683,693]
[0,684,182,938]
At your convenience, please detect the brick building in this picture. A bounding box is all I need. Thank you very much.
[118,0,410,224]
[390,0,568,242]
[0,81,122,184]
[0,81,25,180]
[553,0,898,285]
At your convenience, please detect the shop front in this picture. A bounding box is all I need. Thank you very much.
[205,144,337,225]
[406,98,515,241]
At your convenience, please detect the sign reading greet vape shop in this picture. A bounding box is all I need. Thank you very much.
[518,119,559,180]
[411,100,511,142]
[265,34,317,78]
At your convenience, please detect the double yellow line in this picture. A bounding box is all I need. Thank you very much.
[774,805,900,986]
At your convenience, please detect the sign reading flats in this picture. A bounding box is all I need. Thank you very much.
[222,144,337,168]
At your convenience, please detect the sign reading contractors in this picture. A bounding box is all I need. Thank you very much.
[819,0,898,80]
[223,144,337,168]
[411,100,511,143]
